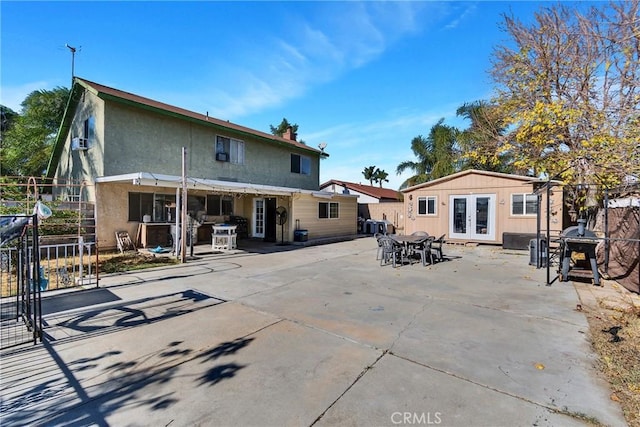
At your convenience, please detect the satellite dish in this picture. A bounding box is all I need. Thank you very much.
[275,206,287,244]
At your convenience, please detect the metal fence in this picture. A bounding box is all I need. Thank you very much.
[1,236,97,348]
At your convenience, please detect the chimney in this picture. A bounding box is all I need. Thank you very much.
[283,126,297,141]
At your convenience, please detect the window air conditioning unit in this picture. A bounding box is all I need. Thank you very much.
[216,152,228,162]
[72,136,88,150]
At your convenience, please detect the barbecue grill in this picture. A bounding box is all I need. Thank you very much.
[558,219,601,285]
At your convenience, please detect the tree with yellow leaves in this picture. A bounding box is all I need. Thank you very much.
[485,0,639,215]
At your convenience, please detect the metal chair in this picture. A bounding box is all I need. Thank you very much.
[430,234,446,262]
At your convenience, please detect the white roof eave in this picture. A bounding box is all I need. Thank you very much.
[94,172,353,198]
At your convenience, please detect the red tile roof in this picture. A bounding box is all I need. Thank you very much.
[320,179,401,201]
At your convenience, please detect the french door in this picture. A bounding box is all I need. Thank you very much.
[449,194,496,241]
[253,198,265,238]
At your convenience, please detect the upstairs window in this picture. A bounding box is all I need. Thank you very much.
[216,136,244,164]
[511,193,538,215]
[291,153,310,175]
[84,116,95,142]
[72,116,95,150]
[417,196,437,215]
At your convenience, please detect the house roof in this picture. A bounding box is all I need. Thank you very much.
[401,169,539,193]
[46,77,325,178]
[320,179,401,201]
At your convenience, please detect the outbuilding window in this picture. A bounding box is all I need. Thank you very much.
[511,193,538,215]
[417,196,437,215]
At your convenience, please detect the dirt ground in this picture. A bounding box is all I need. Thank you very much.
[577,279,640,427]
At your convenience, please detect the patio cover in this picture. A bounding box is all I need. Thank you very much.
[94,172,339,198]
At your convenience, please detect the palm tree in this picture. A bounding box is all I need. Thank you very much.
[362,165,377,186]
[373,169,389,187]
[396,119,461,189]
[456,101,514,173]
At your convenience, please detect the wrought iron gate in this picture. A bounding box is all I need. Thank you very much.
[0,214,43,348]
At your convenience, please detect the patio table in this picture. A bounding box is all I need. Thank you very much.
[390,234,431,265]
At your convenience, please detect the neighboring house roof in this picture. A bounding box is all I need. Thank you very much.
[401,169,539,193]
[46,77,325,178]
[320,179,401,201]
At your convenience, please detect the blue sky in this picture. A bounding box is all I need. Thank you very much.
[2,1,550,189]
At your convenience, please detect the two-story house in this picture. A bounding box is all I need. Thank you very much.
[46,77,357,249]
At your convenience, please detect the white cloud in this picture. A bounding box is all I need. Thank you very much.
[192,2,430,121]
[444,3,477,30]
[0,81,51,112]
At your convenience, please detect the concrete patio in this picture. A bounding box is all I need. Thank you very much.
[0,238,627,426]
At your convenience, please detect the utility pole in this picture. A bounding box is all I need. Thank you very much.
[65,44,77,85]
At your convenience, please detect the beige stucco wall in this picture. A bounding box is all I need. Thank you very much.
[402,173,563,243]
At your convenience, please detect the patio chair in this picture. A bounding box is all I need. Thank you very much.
[410,236,434,266]
[379,236,405,268]
[430,234,446,262]
[115,231,136,254]
[374,232,384,260]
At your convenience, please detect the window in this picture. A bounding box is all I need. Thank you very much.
[72,116,95,150]
[291,153,310,175]
[216,136,244,164]
[319,202,339,219]
[417,196,437,215]
[511,193,538,215]
[153,194,176,222]
[128,192,154,222]
[84,116,95,142]
[206,194,234,216]
[129,192,182,222]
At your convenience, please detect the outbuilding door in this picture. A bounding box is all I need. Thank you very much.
[449,194,496,241]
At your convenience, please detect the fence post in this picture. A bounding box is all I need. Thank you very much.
[78,236,84,286]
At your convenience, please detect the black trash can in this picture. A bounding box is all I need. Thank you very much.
[294,229,308,242]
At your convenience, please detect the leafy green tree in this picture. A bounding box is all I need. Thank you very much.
[1,87,69,176]
[270,117,306,145]
[373,169,389,187]
[1,105,18,135]
[362,165,377,186]
[270,117,298,137]
[396,119,461,189]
